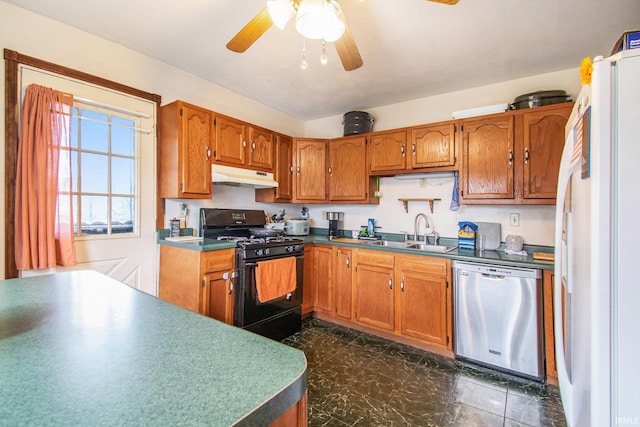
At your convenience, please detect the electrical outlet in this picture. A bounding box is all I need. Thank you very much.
[419,178,427,188]
[510,213,520,227]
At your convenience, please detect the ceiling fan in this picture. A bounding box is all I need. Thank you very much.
[226,0,459,71]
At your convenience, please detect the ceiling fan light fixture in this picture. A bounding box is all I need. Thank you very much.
[267,0,295,29]
[295,0,345,41]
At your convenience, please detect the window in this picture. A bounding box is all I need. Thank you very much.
[70,103,139,237]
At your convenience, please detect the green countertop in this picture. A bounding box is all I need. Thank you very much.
[0,270,307,426]
[158,232,554,271]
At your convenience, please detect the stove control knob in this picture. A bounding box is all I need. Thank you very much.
[255,249,263,256]
[264,248,270,255]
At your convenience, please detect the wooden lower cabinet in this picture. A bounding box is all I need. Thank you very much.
[158,246,235,324]
[313,245,333,315]
[301,245,315,317]
[543,270,558,383]
[354,250,395,331]
[396,254,451,348]
[333,247,354,321]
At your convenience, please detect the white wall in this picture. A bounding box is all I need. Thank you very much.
[1,1,579,278]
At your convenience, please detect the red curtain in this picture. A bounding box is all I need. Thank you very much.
[15,84,77,270]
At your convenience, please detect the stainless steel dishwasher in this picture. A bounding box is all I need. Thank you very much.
[453,260,544,380]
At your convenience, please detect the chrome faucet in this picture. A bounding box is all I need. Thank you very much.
[413,213,429,242]
[425,230,439,246]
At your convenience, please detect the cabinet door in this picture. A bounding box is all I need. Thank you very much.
[275,134,293,200]
[333,247,353,321]
[354,263,394,331]
[329,136,368,201]
[522,105,570,199]
[202,271,234,324]
[410,122,456,169]
[368,131,407,173]
[314,245,333,314]
[398,271,448,346]
[301,245,315,316]
[248,126,275,171]
[179,103,212,196]
[396,255,451,348]
[214,116,246,166]
[294,139,327,202]
[461,115,514,200]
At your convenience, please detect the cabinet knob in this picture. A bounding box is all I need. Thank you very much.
[412,142,416,155]
[508,148,513,166]
[205,145,211,160]
[242,138,246,149]
[297,165,301,175]
[346,256,350,268]
[401,145,405,156]
[389,275,393,290]
[289,165,293,174]
[328,166,332,176]
[251,140,256,151]
[401,276,405,292]
[524,147,529,164]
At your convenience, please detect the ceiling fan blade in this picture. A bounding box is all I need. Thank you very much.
[426,0,459,4]
[226,8,273,53]
[334,10,363,71]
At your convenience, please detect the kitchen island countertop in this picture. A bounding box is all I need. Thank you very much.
[0,270,307,426]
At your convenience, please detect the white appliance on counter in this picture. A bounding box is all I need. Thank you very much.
[554,49,640,426]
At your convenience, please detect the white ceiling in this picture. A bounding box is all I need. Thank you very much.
[6,0,640,120]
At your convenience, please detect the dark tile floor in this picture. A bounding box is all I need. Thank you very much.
[282,318,567,427]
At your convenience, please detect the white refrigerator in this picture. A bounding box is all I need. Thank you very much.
[555,49,640,427]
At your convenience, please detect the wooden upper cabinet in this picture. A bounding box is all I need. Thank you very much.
[369,130,407,173]
[521,104,571,200]
[329,135,368,201]
[158,101,212,198]
[274,134,293,200]
[459,102,572,204]
[214,116,246,166]
[460,114,515,200]
[410,122,456,169]
[247,125,275,171]
[294,138,328,202]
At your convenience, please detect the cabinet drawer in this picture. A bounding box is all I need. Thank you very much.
[355,249,394,268]
[202,249,235,273]
[397,254,449,277]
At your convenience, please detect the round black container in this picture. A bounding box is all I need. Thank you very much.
[343,111,374,136]
[510,90,572,110]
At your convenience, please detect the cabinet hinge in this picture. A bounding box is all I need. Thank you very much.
[201,278,205,288]
[213,118,216,126]
[460,125,464,132]
[447,336,450,345]
[179,108,183,116]
[454,124,457,132]
[180,183,183,191]
[213,150,217,158]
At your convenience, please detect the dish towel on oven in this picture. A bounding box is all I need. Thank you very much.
[255,256,297,303]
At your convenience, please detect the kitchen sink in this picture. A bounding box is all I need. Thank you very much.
[365,240,411,248]
[404,243,457,253]
[365,240,457,253]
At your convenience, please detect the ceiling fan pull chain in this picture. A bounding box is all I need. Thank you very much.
[300,37,308,70]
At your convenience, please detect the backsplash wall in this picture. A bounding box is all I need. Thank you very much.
[166,175,555,246]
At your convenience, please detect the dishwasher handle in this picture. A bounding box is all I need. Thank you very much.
[480,273,506,280]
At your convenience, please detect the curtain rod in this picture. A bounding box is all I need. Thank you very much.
[74,96,151,119]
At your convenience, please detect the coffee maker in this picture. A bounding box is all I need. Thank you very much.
[324,212,344,240]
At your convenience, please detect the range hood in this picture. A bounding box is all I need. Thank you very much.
[211,164,278,188]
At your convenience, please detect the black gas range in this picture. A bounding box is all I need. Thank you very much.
[199,208,304,341]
